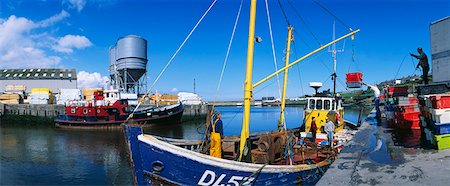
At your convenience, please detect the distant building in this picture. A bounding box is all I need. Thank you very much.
[0,68,77,93]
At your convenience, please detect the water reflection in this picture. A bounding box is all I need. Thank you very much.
[0,126,133,185]
[0,106,365,184]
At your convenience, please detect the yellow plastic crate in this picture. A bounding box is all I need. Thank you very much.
[31,88,52,94]
[433,133,450,150]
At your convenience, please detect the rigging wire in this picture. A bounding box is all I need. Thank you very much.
[293,29,333,73]
[347,43,361,72]
[291,40,305,96]
[126,0,218,121]
[294,30,349,92]
[394,54,409,80]
[277,0,291,26]
[212,0,243,106]
[198,0,243,151]
[410,56,417,74]
[264,0,282,99]
[286,0,322,46]
[312,0,353,31]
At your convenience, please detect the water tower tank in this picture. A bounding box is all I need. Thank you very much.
[116,35,147,83]
[109,46,117,81]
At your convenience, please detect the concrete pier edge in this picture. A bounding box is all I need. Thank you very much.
[317,109,450,185]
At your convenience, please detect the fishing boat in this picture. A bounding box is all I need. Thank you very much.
[303,22,353,136]
[55,90,184,129]
[303,82,345,135]
[123,0,360,185]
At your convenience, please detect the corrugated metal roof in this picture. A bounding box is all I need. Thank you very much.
[0,68,77,80]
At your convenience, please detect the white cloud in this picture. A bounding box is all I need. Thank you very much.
[65,0,86,12]
[171,88,179,92]
[0,11,92,69]
[77,71,110,88]
[52,35,92,53]
[0,13,66,69]
[38,10,70,27]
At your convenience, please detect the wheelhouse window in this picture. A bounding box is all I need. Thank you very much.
[316,100,323,110]
[309,99,315,110]
[324,100,331,110]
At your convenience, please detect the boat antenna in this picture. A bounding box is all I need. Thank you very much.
[328,21,345,97]
[193,78,196,94]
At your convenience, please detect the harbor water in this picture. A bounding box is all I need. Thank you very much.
[0,106,369,185]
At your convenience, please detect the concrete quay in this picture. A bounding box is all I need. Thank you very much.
[0,103,209,124]
[318,110,450,186]
[0,103,64,118]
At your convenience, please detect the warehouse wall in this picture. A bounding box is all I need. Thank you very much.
[0,79,77,93]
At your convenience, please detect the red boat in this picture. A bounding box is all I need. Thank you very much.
[55,91,184,129]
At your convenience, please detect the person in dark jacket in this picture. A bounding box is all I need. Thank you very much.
[208,112,223,139]
[410,48,429,85]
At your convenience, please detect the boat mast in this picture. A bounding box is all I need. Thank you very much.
[329,21,344,97]
[252,29,359,89]
[278,26,293,131]
[239,0,257,161]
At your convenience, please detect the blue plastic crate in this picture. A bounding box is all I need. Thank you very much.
[433,122,450,135]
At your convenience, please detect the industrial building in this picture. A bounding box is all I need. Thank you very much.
[0,68,77,93]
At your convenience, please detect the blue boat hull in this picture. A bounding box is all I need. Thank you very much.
[124,125,330,185]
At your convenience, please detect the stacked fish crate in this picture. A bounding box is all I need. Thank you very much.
[0,93,22,104]
[56,89,82,105]
[421,94,450,150]
[0,85,26,104]
[387,86,421,129]
[29,88,53,104]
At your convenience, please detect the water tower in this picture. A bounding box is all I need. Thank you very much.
[109,46,117,83]
[109,35,148,93]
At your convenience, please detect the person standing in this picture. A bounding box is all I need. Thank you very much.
[310,117,317,143]
[208,112,223,158]
[324,118,335,148]
[363,82,381,120]
[410,47,430,85]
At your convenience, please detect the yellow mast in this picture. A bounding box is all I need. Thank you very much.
[253,29,360,89]
[278,26,293,131]
[239,0,257,161]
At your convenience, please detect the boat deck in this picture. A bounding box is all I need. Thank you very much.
[317,109,450,185]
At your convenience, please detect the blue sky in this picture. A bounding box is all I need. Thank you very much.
[0,0,448,101]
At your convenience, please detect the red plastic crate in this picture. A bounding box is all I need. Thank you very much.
[398,104,420,113]
[396,118,421,130]
[430,95,450,109]
[388,86,409,94]
[396,111,420,120]
[346,72,363,83]
[409,97,419,104]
